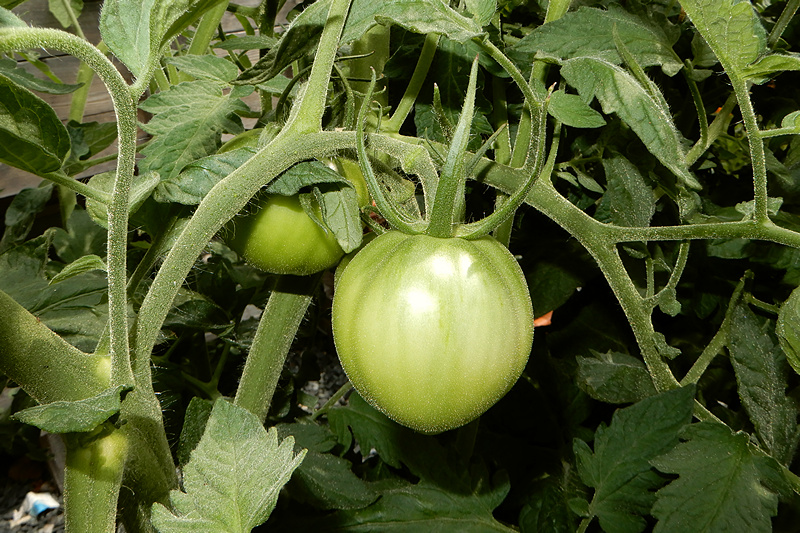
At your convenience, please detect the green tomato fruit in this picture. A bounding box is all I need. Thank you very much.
[332,231,533,433]
[227,194,344,276]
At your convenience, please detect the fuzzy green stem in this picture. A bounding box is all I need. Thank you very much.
[133,131,356,385]
[426,57,479,238]
[188,1,230,55]
[235,275,320,422]
[686,93,737,166]
[384,33,440,133]
[683,60,708,161]
[311,381,353,420]
[43,170,111,204]
[730,75,769,223]
[0,28,135,388]
[768,0,800,48]
[0,289,109,403]
[283,0,353,134]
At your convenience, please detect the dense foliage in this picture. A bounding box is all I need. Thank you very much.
[2,0,800,531]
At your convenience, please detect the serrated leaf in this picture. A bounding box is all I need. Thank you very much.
[577,351,657,404]
[138,80,250,179]
[85,171,160,229]
[13,385,130,433]
[510,5,682,76]
[600,155,655,227]
[48,0,83,29]
[729,303,800,465]
[0,58,82,94]
[49,254,107,285]
[560,58,698,189]
[680,0,767,76]
[548,90,606,128]
[778,285,800,376]
[277,422,378,510]
[167,55,239,83]
[651,422,780,533]
[574,386,695,533]
[0,74,71,175]
[154,147,256,205]
[151,399,305,532]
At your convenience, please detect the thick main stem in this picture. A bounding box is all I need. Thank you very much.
[235,275,320,422]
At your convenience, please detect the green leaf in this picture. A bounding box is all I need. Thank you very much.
[177,397,214,466]
[464,0,495,27]
[374,0,485,42]
[328,392,407,469]
[163,289,231,332]
[576,351,657,404]
[0,184,53,254]
[560,58,699,189]
[85,171,160,229]
[729,303,800,465]
[0,74,71,175]
[548,90,606,128]
[519,477,578,533]
[167,55,240,83]
[138,80,250,179]
[651,422,781,533]
[154,147,256,205]
[598,155,655,227]
[778,285,800,376]
[266,160,352,196]
[315,185,363,254]
[47,0,83,29]
[151,399,305,533]
[574,386,695,533]
[100,0,225,79]
[52,207,106,264]
[679,0,767,76]
[301,472,512,531]
[12,385,130,433]
[212,35,278,51]
[277,422,378,510]
[510,5,683,76]
[0,6,27,27]
[0,58,82,94]
[741,53,800,83]
[49,254,107,285]
[65,120,118,163]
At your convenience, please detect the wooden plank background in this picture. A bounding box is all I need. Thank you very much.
[1,0,281,198]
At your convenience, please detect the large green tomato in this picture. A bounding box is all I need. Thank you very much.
[332,231,533,433]
[227,194,344,276]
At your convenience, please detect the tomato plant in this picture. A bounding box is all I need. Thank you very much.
[333,231,533,433]
[2,0,800,531]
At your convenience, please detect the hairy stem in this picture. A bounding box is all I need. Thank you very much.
[235,275,320,422]
[384,33,440,133]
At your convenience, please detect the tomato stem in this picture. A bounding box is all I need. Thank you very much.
[234,274,321,423]
[425,57,480,239]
